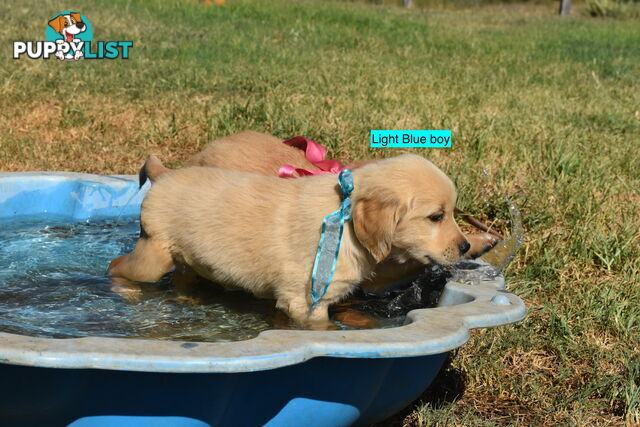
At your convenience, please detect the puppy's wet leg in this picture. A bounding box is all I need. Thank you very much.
[308,281,360,329]
[276,295,338,330]
[275,296,307,328]
[171,263,201,304]
[307,301,340,330]
[108,237,173,283]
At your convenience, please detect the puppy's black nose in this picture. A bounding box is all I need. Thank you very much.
[459,241,471,255]
[76,22,85,29]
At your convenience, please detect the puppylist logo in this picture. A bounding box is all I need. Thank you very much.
[13,11,133,60]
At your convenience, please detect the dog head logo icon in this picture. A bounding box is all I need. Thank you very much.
[46,11,93,61]
[13,12,131,60]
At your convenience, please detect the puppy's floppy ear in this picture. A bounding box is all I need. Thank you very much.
[48,16,65,34]
[352,193,404,263]
[70,12,82,23]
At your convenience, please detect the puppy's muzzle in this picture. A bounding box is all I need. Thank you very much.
[76,22,85,30]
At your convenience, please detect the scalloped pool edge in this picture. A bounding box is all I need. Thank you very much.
[0,172,526,373]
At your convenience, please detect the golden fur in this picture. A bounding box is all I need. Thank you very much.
[141,130,371,183]
[188,131,318,175]
[142,131,318,182]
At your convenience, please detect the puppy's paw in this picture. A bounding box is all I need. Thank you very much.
[465,232,501,259]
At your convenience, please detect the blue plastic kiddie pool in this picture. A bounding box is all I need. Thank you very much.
[0,172,526,427]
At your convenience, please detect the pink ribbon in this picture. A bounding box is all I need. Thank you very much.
[278,136,347,178]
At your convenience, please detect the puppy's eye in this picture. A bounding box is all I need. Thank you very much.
[64,21,70,27]
[428,213,444,222]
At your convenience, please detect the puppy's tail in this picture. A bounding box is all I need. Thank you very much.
[139,155,170,189]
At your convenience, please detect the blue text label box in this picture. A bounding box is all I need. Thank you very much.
[370,130,452,147]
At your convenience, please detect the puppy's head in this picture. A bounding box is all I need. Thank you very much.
[48,13,85,41]
[352,154,469,266]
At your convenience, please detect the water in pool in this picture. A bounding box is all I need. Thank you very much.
[0,198,521,342]
[0,217,424,342]
[0,217,284,342]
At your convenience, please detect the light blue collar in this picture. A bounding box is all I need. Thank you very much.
[310,169,354,310]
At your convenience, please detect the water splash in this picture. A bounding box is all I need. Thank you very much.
[476,169,524,272]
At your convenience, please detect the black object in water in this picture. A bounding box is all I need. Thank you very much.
[350,266,451,319]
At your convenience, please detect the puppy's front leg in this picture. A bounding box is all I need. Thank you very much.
[276,295,338,330]
[307,302,340,330]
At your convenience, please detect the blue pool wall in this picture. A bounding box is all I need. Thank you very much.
[0,354,446,427]
[0,172,147,222]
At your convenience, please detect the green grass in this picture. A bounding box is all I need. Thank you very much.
[1,0,639,424]
[585,0,640,19]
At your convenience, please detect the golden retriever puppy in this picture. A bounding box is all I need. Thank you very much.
[109,154,471,329]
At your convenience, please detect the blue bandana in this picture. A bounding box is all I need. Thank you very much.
[310,169,354,310]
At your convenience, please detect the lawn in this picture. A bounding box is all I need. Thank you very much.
[1,0,639,424]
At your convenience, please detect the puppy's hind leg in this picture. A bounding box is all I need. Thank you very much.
[108,237,174,283]
[170,263,202,305]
